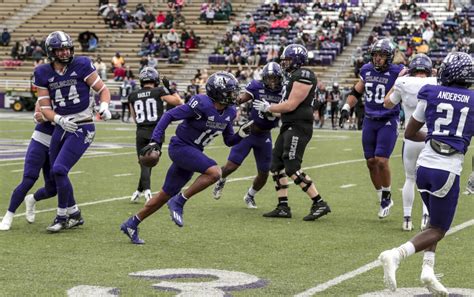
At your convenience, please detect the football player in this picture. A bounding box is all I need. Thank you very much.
[128,67,183,203]
[328,82,341,130]
[464,156,473,194]
[35,31,111,232]
[341,38,404,219]
[120,72,253,244]
[0,103,57,230]
[379,52,473,296]
[212,62,283,208]
[384,53,436,231]
[314,82,328,129]
[253,44,331,221]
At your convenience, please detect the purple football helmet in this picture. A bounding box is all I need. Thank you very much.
[370,38,395,71]
[409,53,432,76]
[437,52,473,87]
[45,31,74,64]
[262,62,284,91]
[206,71,240,105]
[139,67,160,87]
[280,44,308,73]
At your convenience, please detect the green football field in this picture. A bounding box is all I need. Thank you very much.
[0,115,473,297]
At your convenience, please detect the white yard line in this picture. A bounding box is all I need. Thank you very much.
[295,219,474,296]
[340,184,356,188]
[113,173,133,177]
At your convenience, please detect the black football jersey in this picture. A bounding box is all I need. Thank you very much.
[280,68,317,123]
[128,86,170,127]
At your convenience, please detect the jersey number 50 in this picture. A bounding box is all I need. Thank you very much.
[364,83,385,104]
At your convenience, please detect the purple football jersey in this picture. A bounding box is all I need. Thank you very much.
[33,56,95,115]
[153,94,238,150]
[245,80,281,130]
[418,84,473,154]
[34,122,54,135]
[359,63,404,118]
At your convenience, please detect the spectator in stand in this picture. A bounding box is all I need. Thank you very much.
[110,7,125,29]
[205,5,215,25]
[175,11,186,29]
[31,46,45,61]
[168,43,181,63]
[117,0,127,8]
[399,0,409,10]
[147,54,158,69]
[94,56,107,80]
[164,10,175,29]
[248,46,261,66]
[167,0,175,10]
[88,35,98,51]
[141,10,155,30]
[158,40,170,58]
[180,28,190,48]
[139,55,148,71]
[1,28,11,46]
[155,11,166,28]
[125,14,139,33]
[175,0,185,12]
[222,0,232,20]
[166,28,180,46]
[111,52,125,72]
[125,65,135,79]
[422,25,434,43]
[185,78,199,102]
[143,28,154,44]
[133,3,146,22]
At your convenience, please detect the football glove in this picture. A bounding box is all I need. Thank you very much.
[162,76,175,94]
[253,99,271,113]
[339,103,350,127]
[98,101,112,121]
[139,142,162,156]
[54,115,78,133]
[237,120,254,138]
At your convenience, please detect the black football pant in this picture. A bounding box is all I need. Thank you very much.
[135,127,154,191]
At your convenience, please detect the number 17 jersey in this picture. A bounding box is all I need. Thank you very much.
[359,63,403,119]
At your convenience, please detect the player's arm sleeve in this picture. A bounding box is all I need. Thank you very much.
[151,102,197,143]
[384,79,402,108]
[411,100,426,123]
[32,68,48,90]
[222,113,242,147]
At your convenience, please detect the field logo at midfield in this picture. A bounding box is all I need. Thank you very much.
[67,268,267,296]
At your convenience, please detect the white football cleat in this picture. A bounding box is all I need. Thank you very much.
[379,249,400,292]
[243,193,257,209]
[421,267,449,296]
[420,214,430,231]
[143,189,152,203]
[465,173,474,195]
[402,216,413,231]
[378,198,394,219]
[130,190,142,203]
[212,178,226,200]
[24,194,36,223]
[0,212,13,231]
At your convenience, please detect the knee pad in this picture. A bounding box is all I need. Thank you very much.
[293,170,313,192]
[271,169,288,191]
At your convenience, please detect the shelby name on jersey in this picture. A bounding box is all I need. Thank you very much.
[174,94,236,150]
[360,63,404,119]
[280,68,317,123]
[33,56,96,116]
[418,84,473,154]
[245,80,281,130]
[129,87,169,127]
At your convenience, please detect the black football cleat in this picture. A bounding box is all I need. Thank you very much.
[303,200,331,221]
[263,205,292,218]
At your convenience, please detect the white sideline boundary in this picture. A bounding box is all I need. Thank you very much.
[295,219,474,296]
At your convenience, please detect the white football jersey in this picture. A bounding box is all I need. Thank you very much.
[389,76,437,131]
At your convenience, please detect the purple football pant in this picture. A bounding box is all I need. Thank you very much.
[228,132,272,172]
[7,139,56,213]
[49,124,95,209]
[416,166,460,231]
[362,117,398,159]
[162,140,217,196]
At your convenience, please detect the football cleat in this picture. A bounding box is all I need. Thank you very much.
[0,217,12,231]
[379,249,401,292]
[263,204,292,218]
[465,173,474,195]
[130,190,142,203]
[120,218,144,244]
[303,200,331,221]
[46,216,67,233]
[66,211,84,229]
[402,216,413,231]
[212,178,227,200]
[167,195,184,227]
[378,197,394,219]
[421,267,449,296]
[420,214,430,231]
[243,193,257,209]
[143,189,152,203]
[24,194,36,223]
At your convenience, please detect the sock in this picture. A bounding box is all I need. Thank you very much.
[376,189,382,201]
[175,193,187,206]
[278,197,288,206]
[67,205,79,215]
[131,215,141,227]
[423,251,435,268]
[402,178,415,217]
[311,194,322,204]
[381,186,391,200]
[422,202,429,216]
[248,187,257,197]
[397,241,416,259]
